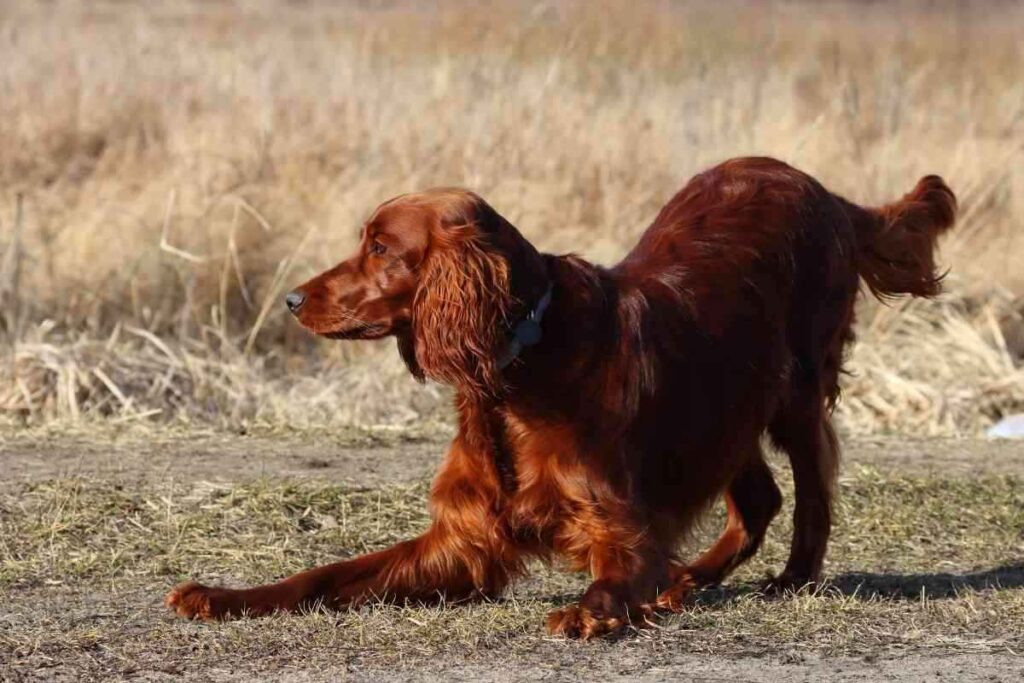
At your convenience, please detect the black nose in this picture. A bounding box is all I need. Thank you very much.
[285,291,306,314]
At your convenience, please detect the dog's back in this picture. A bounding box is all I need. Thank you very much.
[615,157,955,586]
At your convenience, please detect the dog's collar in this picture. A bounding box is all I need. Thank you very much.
[497,283,553,370]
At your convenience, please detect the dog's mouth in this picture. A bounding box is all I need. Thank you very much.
[320,324,389,341]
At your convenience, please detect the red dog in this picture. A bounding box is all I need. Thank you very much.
[167,157,955,638]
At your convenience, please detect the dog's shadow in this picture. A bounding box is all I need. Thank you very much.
[694,562,1024,609]
[534,563,1024,610]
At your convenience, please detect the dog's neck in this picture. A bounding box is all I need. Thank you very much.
[496,283,554,370]
[496,254,631,421]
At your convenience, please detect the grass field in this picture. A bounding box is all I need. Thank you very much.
[1,0,1023,436]
[3,431,1024,680]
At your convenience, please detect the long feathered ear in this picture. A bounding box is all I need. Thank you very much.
[411,225,515,395]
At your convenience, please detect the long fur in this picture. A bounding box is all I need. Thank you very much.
[850,175,957,299]
[412,226,513,395]
[167,157,956,639]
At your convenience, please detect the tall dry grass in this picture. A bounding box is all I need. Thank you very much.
[1,0,1022,435]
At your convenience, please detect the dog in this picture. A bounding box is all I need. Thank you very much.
[167,157,955,638]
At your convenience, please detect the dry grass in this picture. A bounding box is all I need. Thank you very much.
[3,465,1024,678]
[6,465,1024,590]
[1,0,1023,435]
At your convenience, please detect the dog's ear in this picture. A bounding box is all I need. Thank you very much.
[411,216,514,395]
[409,192,549,396]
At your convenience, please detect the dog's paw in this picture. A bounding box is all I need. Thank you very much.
[546,605,621,639]
[545,603,654,639]
[653,571,699,612]
[165,582,235,620]
[761,571,818,596]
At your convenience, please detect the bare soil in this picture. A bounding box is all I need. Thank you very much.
[0,428,443,490]
[4,431,1022,488]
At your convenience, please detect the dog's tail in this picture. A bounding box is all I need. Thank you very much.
[845,175,957,301]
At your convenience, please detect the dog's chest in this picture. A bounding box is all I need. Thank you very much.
[499,413,591,534]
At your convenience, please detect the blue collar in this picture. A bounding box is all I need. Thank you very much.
[497,284,553,370]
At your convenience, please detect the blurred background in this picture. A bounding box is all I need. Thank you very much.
[1,0,1021,435]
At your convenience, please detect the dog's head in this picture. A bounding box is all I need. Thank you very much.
[287,189,547,394]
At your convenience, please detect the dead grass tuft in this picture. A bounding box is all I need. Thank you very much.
[1,0,1023,436]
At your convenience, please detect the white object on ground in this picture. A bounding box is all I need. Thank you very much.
[987,414,1024,439]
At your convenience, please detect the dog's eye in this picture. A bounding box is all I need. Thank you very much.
[370,241,387,256]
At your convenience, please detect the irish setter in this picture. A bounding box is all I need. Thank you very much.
[167,157,956,638]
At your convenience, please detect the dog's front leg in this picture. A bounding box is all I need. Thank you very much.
[167,522,513,620]
[546,530,669,639]
[165,529,464,619]
[167,438,519,621]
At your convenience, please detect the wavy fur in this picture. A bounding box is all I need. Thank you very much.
[167,157,956,640]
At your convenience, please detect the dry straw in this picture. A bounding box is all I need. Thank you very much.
[1,0,1022,435]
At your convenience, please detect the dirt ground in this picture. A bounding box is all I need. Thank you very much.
[2,429,1023,681]
[3,431,1024,484]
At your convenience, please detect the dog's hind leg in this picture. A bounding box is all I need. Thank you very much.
[767,398,839,590]
[656,451,782,609]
